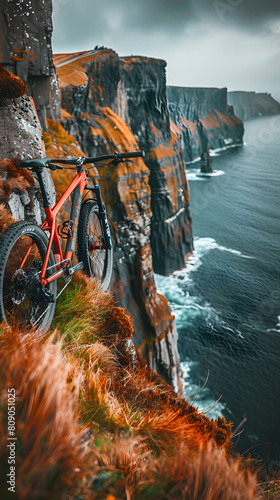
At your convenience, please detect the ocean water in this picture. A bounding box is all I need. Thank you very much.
[155,115,280,464]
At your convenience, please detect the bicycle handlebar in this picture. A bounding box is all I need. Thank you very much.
[16,151,145,170]
[50,151,144,165]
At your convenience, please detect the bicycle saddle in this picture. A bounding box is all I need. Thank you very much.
[17,157,51,168]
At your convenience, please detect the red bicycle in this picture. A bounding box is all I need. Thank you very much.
[0,151,142,330]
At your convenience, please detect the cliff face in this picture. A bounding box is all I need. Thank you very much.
[52,49,192,391]
[55,51,193,275]
[0,0,57,222]
[0,0,60,128]
[0,0,189,390]
[0,82,55,223]
[167,86,244,163]
[121,57,193,275]
[228,91,280,121]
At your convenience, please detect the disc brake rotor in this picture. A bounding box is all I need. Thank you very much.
[10,269,27,305]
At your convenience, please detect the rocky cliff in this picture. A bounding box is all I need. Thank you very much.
[167,86,244,166]
[0,2,192,392]
[0,66,55,224]
[228,91,280,121]
[121,57,193,275]
[52,49,193,390]
[0,0,60,128]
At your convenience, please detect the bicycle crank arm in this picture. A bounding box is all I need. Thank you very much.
[68,261,84,276]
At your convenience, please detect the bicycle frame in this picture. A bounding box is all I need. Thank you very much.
[39,170,87,286]
[33,167,112,287]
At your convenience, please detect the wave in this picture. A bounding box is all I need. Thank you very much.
[186,167,225,181]
[185,156,201,165]
[209,143,243,155]
[154,236,256,419]
[155,237,254,316]
[184,143,243,166]
[192,237,254,260]
[155,237,253,328]
[196,170,225,178]
[267,314,280,333]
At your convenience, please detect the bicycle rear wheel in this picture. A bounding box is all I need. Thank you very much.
[0,221,57,332]
[77,200,113,291]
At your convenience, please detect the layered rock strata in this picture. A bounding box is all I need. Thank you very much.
[121,57,193,275]
[53,49,193,391]
[228,91,280,121]
[0,93,55,224]
[167,86,244,164]
[55,51,193,275]
[0,0,60,128]
[0,0,188,390]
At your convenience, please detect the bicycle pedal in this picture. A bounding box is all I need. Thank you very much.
[68,261,84,276]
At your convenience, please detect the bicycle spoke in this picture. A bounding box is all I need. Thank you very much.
[1,230,56,329]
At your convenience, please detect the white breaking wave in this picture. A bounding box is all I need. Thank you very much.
[267,314,280,333]
[191,237,254,261]
[186,167,225,181]
[185,156,201,165]
[154,235,254,420]
[209,143,243,155]
[155,237,254,309]
[197,170,225,177]
[155,237,254,338]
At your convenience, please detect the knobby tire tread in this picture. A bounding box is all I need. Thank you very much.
[77,201,113,291]
[0,221,57,331]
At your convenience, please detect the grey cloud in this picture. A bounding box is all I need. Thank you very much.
[120,0,195,32]
[52,0,280,101]
[52,0,114,51]
[53,0,280,52]
[196,0,280,30]
[53,0,196,48]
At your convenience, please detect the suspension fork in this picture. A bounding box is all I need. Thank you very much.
[65,185,83,258]
[85,184,112,249]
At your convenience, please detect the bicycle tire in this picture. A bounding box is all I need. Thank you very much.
[77,200,113,291]
[0,221,57,332]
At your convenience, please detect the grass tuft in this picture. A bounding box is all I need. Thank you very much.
[0,271,266,499]
[0,327,89,499]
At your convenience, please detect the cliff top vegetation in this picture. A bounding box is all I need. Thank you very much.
[1,272,266,499]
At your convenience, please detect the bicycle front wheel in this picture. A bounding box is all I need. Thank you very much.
[77,201,113,291]
[0,221,57,332]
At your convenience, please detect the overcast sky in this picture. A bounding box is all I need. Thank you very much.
[52,0,280,101]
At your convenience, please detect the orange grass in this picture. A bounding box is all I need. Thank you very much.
[0,327,89,499]
[54,273,233,458]
[131,442,258,499]
[0,250,261,499]
[0,65,27,99]
[53,272,115,344]
[0,204,14,234]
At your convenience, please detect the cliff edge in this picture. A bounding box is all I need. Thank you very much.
[167,86,244,165]
[228,91,280,121]
[52,49,194,391]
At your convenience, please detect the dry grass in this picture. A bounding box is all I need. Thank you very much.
[53,272,115,345]
[131,443,258,500]
[0,327,89,499]
[0,65,27,99]
[0,203,15,234]
[0,270,264,499]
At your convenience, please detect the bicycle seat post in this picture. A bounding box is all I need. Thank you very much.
[33,166,51,208]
